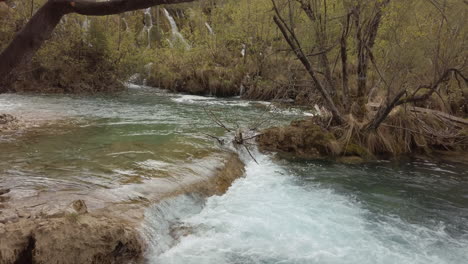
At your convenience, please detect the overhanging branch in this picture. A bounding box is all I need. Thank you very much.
[0,0,196,91]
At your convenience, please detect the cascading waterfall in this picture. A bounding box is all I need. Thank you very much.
[205,22,214,35]
[141,8,154,48]
[122,18,130,32]
[142,146,468,264]
[82,17,90,33]
[143,63,154,85]
[81,17,91,47]
[163,8,190,50]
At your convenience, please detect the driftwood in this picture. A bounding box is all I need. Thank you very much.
[202,107,261,164]
[365,68,467,131]
[367,102,468,126]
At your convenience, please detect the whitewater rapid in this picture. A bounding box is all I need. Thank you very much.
[144,152,468,264]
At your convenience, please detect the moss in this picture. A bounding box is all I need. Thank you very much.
[343,143,371,158]
[336,156,365,164]
[257,119,338,159]
[65,212,80,223]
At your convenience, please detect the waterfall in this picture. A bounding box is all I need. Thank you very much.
[239,84,245,97]
[122,18,130,32]
[241,44,246,57]
[143,63,154,85]
[205,22,214,35]
[163,8,190,50]
[81,17,91,46]
[82,17,90,32]
[142,8,154,48]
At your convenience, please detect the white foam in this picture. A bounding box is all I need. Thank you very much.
[171,95,215,104]
[171,95,250,107]
[147,154,468,264]
[137,160,171,171]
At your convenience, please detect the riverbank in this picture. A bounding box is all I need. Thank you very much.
[1,89,467,264]
[257,110,468,163]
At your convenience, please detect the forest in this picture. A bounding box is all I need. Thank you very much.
[0,1,467,264]
[1,0,467,158]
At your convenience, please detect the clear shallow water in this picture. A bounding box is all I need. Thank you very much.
[0,88,293,193]
[1,87,468,263]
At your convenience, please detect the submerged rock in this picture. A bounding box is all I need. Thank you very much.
[66,200,88,215]
[0,114,21,133]
[0,114,17,125]
[0,189,9,196]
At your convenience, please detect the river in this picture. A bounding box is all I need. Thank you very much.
[1,86,467,264]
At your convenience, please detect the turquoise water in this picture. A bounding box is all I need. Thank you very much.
[148,154,468,264]
[1,87,467,263]
[0,87,295,192]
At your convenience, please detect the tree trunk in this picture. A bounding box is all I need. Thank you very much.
[352,0,390,120]
[0,0,195,92]
[273,14,345,125]
[340,13,351,113]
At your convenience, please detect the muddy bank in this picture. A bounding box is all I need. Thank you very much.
[0,153,245,264]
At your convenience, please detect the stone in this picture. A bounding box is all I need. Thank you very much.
[66,199,88,215]
[0,188,10,196]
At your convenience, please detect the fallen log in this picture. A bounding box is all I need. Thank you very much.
[367,102,468,126]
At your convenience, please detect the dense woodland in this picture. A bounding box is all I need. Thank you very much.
[0,0,467,157]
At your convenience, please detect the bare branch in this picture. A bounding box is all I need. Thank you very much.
[396,68,467,106]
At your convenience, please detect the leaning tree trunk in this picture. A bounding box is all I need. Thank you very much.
[0,0,195,92]
[271,0,345,125]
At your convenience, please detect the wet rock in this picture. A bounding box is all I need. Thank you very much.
[0,152,246,264]
[0,114,17,125]
[70,199,88,214]
[0,214,144,264]
[0,189,10,196]
[0,209,18,224]
[0,114,21,132]
[170,224,194,241]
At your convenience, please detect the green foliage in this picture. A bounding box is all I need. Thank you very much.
[0,0,465,102]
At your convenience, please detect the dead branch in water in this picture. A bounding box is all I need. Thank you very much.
[202,107,262,164]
